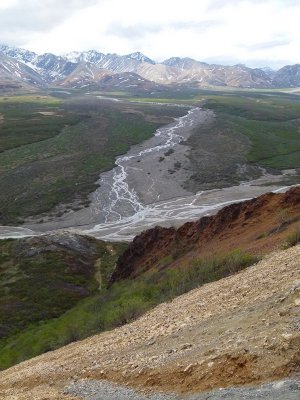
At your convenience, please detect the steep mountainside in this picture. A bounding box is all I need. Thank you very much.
[111,187,300,282]
[163,57,209,69]
[273,64,300,87]
[0,243,299,399]
[89,72,163,91]
[60,69,163,91]
[34,53,77,82]
[0,44,299,89]
[0,44,37,64]
[59,62,111,88]
[0,55,44,92]
[0,45,78,83]
[160,60,272,87]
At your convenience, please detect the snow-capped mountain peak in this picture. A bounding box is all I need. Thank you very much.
[0,44,300,91]
[126,52,155,64]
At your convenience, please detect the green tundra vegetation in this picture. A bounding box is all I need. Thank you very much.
[0,236,127,339]
[0,94,188,224]
[0,239,258,370]
[126,88,300,190]
[202,92,300,168]
[130,88,300,168]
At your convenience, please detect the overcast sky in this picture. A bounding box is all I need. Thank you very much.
[0,0,299,68]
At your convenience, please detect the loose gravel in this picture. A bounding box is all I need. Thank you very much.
[66,379,179,400]
[66,378,300,400]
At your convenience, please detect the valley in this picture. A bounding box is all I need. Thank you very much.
[0,45,300,398]
[0,44,299,241]
[0,87,299,241]
[0,94,188,226]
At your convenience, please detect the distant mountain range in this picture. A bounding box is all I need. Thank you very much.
[0,44,300,92]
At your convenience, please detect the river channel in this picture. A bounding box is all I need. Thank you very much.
[0,106,295,241]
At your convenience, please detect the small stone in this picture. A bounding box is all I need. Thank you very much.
[278,310,288,316]
[183,364,193,373]
[294,298,300,306]
[278,296,286,303]
[282,333,293,340]
[181,343,192,350]
[147,339,156,346]
[290,281,300,294]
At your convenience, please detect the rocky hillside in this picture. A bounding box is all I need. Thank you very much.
[272,64,300,87]
[61,69,162,91]
[0,187,299,397]
[0,241,299,399]
[0,44,299,90]
[111,187,300,282]
[0,54,44,92]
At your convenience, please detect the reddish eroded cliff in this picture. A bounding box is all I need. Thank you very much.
[110,186,300,283]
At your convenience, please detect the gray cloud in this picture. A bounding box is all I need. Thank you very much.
[168,20,223,31]
[0,0,99,46]
[202,55,241,65]
[243,39,291,51]
[106,19,222,40]
[106,23,161,39]
[0,0,298,69]
[206,0,299,10]
[241,58,288,70]
[281,0,300,6]
[207,0,299,10]
[202,54,288,70]
[206,0,249,10]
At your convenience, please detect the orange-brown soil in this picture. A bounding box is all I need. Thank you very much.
[0,244,299,399]
[111,187,300,282]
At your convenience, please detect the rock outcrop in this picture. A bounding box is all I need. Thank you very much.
[110,187,300,282]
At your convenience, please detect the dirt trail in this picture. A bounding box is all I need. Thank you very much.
[0,244,299,399]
